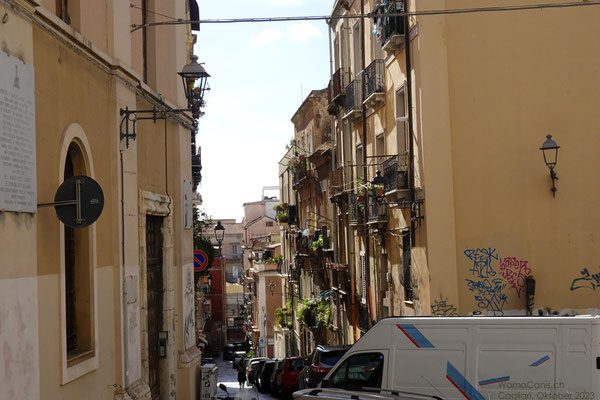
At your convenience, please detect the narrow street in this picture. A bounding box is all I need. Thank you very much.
[213,355,279,400]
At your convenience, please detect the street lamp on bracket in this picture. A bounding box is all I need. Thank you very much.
[214,221,225,255]
[178,55,210,118]
[540,135,560,198]
[119,56,210,148]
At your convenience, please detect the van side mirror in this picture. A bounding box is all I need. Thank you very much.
[321,379,333,388]
[219,384,228,392]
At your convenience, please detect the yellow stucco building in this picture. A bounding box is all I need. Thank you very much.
[281,0,600,347]
[1,0,205,398]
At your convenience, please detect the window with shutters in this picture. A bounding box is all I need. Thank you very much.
[396,85,408,156]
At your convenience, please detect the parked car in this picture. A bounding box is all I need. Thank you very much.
[298,345,351,389]
[201,357,214,366]
[223,342,250,360]
[232,351,246,368]
[223,344,236,360]
[256,359,276,392]
[246,357,268,384]
[270,359,284,396]
[276,356,305,399]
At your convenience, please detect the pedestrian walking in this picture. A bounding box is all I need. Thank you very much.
[237,360,246,388]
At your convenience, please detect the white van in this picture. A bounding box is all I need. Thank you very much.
[313,316,600,400]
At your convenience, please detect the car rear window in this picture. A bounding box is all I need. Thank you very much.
[319,350,346,366]
[290,359,304,371]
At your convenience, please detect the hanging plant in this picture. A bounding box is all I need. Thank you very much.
[311,234,324,251]
[274,203,289,224]
[297,297,331,329]
[274,304,293,329]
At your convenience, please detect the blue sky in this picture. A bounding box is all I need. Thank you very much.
[194,1,333,222]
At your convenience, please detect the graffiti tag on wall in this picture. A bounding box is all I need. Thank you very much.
[570,268,600,291]
[464,248,531,316]
[431,297,458,316]
[499,257,531,298]
[465,248,498,279]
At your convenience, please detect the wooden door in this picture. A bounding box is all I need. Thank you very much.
[146,215,163,399]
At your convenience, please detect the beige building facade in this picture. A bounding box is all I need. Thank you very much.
[276,0,600,354]
[1,0,205,399]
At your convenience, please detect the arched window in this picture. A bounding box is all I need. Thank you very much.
[63,142,94,363]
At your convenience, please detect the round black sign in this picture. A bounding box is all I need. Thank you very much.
[54,175,104,228]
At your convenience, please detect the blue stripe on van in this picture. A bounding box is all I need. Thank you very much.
[397,324,435,348]
[446,362,486,400]
[479,376,510,386]
[529,355,550,367]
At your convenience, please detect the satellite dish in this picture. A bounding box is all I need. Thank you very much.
[53,175,104,228]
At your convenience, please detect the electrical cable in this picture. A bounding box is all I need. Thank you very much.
[130,1,600,32]
[129,2,179,21]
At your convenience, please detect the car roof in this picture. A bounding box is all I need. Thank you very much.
[316,345,351,352]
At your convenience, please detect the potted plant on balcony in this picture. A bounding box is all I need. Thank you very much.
[274,203,289,225]
[274,300,293,329]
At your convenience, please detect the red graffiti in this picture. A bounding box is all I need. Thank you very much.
[499,257,531,298]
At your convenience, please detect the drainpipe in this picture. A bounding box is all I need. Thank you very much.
[403,0,416,246]
[360,0,373,328]
[120,149,129,389]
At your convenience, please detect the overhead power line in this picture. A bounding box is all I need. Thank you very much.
[131,1,600,32]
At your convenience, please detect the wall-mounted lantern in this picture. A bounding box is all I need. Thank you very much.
[540,135,560,198]
[178,55,210,118]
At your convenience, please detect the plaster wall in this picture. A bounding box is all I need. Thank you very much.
[0,4,39,398]
[421,0,600,315]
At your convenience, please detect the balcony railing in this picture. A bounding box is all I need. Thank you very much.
[373,0,405,53]
[329,165,351,198]
[349,193,363,225]
[344,73,362,118]
[292,158,310,187]
[382,155,409,193]
[331,68,344,101]
[364,59,384,99]
[367,192,388,223]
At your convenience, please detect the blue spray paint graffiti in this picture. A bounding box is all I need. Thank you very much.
[570,268,600,291]
[465,248,498,279]
[463,248,536,314]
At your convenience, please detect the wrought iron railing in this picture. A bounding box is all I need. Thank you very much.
[382,155,409,192]
[367,192,387,222]
[296,235,311,255]
[373,0,405,45]
[331,68,343,100]
[349,193,362,224]
[364,59,384,99]
[292,159,309,186]
[329,166,350,197]
[344,73,362,115]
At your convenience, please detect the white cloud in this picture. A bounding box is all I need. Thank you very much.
[250,29,284,47]
[288,21,323,43]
